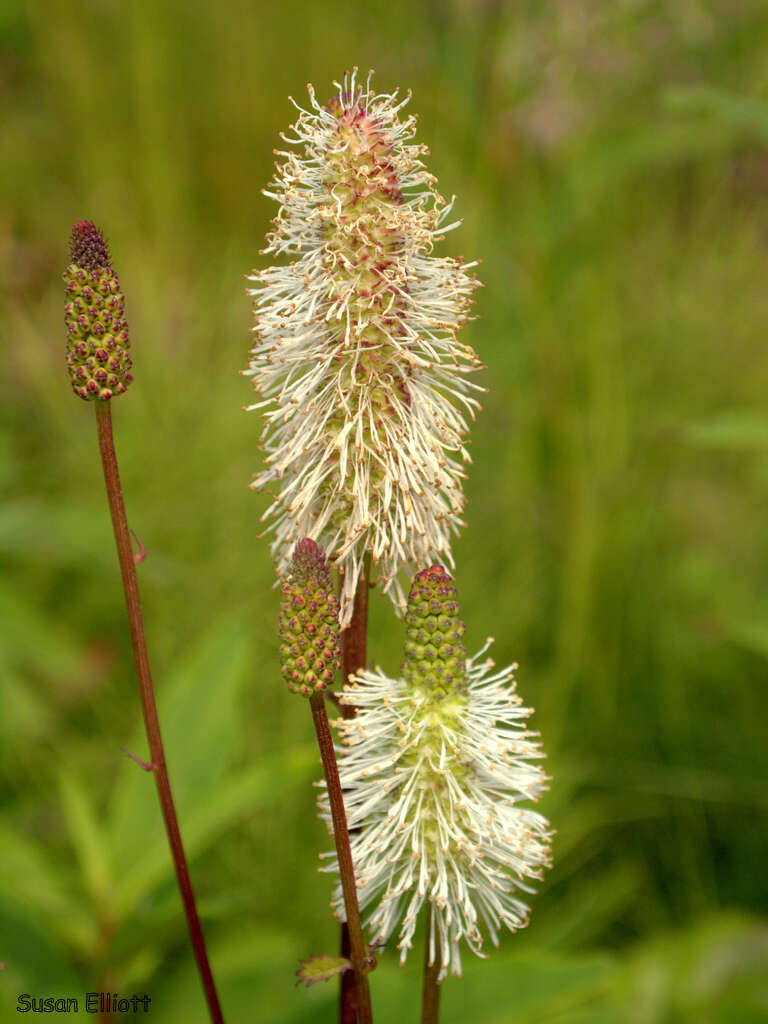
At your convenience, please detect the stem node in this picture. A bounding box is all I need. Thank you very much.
[121,747,155,772]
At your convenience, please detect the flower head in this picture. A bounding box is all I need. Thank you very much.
[279,538,341,696]
[64,221,132,401]
[245,70,482,625]
[320,566,551,979]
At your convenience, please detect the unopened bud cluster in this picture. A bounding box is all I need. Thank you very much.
[64,221,132,401]
[403,566,467,696]
[279,539,341,696]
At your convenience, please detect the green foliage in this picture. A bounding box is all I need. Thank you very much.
[295,954,352,989]
[2,0,768,1019]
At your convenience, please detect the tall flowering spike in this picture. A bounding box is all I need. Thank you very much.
[279,538,342,696]
[245,69,482,626]
[319,567,552,980]
[64,221,133,402]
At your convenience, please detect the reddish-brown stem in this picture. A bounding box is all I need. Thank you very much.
[421,909,441,1024]
[310,691,373,1024]
[95,402,224,1024]
[339,562,370,1024]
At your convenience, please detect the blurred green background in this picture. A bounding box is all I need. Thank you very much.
[2,0,768,1020]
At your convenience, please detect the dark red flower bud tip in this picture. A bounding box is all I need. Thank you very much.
[414,565,453,586]
[69,221,112,275]
[290,537,334,588]
[294,537,324,563]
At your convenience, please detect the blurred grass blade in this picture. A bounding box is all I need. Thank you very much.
[683,411,768,451]
[663,84,768,139]
[0,900,82,1005]
[108,619,252,882]
[58,768,112,906]
[0,579,80,680]
[0,823,97,955]
[114,744,316,914]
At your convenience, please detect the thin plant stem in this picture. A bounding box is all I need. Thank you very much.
[95,402,224,1024]
[339,559,370,1024]
[310,690,374,1024]
[421,908,441,1024]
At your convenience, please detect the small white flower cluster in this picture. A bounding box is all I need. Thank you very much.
[319,567,551,979]
[245,70,481,625]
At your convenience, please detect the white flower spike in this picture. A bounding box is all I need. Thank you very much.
[320,566,552,979]
[245,70,482,626]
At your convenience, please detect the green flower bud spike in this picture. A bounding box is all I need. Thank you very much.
[64,220,133,401]
[279,538,342,696]
[282,538,375,1021]
[403,565,468,696]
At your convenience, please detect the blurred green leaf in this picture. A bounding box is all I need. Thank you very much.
[146,924,303,1023]
[534,862,646,951]
[0,672,54,750]
[683,412,768,451]
[0,499,108,565]
[726,618,768,660]
[58,769,112,906]
[620,912,768,1021]
[107,619,253,905]
[295,954,351,988]
[0,579,80,679]
[0,823,96,955]
[113,744,316,915]
[0,900,82,1014]
[663,84,768,140]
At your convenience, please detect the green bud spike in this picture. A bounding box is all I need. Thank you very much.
[64,221,133,402]
[279,538,341,697]
[403,565,467,696]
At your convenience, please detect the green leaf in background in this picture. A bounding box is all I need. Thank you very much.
[533,861,646,951]
[103,617,318,919]
[0,499,111,569]
[146,925,305,1023]
[0,579,80,682]
[663,84,768,140]
[683,412,768,451]
[295,954,352,988]
[107,620,251,903]
[58,769,112,908]
[619,912,768,1022]
[112,744,316,916]
[726,617,768,661]
[0,824,96,956]
[0,900,82,1018]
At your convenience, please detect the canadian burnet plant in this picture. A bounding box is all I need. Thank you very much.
[63,223,224,1023]
[246,71,553,1024]
[319,567,552,982]
[245,68,483,626]
[54,67,550,1024]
